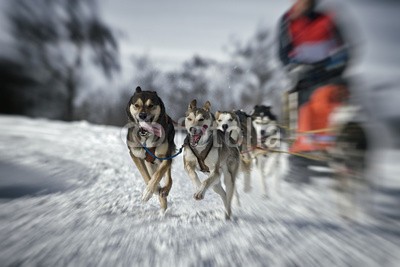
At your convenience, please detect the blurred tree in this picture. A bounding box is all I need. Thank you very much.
[6,0,120,120]
[131,55,161,93]
[227,27,278,108]
[0,57,38,115]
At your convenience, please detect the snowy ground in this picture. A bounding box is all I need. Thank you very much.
[0,115,399,266]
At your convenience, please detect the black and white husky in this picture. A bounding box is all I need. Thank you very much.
[251,105,285,197]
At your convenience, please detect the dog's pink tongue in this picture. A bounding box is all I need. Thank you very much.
[139,122,162,137]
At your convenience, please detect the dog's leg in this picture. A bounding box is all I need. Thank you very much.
[225,161,239,219]
[275,154,282,194]
[223,171,234,219]
[130,154,151,184]
[223,163,243,207]
[234,187,241,207]
[242,156,252,193]
[160,167,173,198]
[212,182,228,216]
[257,156,268,197]
[145,161,157,176]
[142,160,171,202]
[184,159,202,188]
[158,194,168,213]
[194,170,221,200]
[158,166,173,212]
[262,154,279,198]
[145,161,162,194]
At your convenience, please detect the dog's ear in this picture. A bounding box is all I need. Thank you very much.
[215,111,220,119]
[135,86,142,93]
[189,99,197,110]
[203,101,211,112]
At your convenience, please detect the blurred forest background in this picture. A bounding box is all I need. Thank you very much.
[0,0,287,126]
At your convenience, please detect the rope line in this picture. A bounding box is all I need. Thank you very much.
[141,143,184,161]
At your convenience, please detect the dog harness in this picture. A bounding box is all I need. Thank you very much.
[134,125,158,163]
[144,147,157,163]
[184,134,214,173]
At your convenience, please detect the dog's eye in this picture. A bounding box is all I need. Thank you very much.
[218,119,222,122]
[199,118,204,122]
[134,104,140,109]
[228,119,233,122]
[187,118,192,121]
[148,104,154,109]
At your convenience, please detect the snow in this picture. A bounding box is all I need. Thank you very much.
[0,115,399,266]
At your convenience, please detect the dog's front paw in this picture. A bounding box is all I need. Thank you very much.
[142,184,157,202]
[193,191,204,200]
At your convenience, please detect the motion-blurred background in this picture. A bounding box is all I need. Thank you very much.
[1,0,398,129]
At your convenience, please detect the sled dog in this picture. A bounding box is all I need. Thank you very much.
[251,105,283,197]
[215,110,257,193]
[126,86,176,211]
[183,100,240,219]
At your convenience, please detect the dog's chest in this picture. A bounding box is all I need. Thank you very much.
[185,147,220,170]
[204,149,220,168]
[128,129,169,161]
[130,147,146,159]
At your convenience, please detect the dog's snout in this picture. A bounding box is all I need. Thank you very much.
[190,127,201,135]
[139,113,147,120]
[260,129,266,136]
[222,124,228,131]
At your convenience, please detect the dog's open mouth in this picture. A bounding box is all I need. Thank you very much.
[190,133,203,147]
[189,125,208,147]
[139,127,149,136]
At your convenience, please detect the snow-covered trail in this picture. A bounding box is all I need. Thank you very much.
[0,116,399,266]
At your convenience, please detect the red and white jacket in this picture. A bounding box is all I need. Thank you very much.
[278,8,347,65]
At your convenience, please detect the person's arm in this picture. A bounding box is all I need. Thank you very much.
[322,14,351,73]
[277,15,293,66]
[330,12,351,62]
